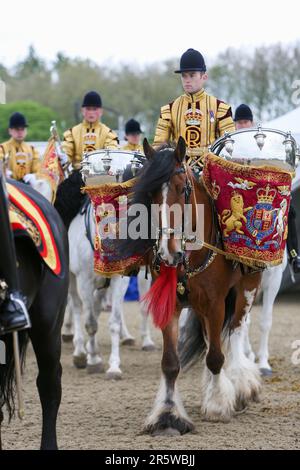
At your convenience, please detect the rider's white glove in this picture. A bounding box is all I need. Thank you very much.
[58,152,69,166]
[23,173,37,185]
[5,169,13,178]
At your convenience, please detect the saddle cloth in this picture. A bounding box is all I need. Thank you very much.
[7,181,62,276]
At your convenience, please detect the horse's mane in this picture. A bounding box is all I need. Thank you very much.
[118,145,177,256]
[54,170,87,230]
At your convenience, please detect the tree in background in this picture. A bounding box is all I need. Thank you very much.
[1,42,300,138]
[0,100,59,141]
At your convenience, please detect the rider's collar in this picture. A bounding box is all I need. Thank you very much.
[184,88,205,102]
[82,119,101,129]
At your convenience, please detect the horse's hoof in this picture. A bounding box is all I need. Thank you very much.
[142,344,156,351]
[62,334,73,343]
[121,338,135,346]
[73,354,87,369]
[260,367,272,377]
[87,362,105,374]
[105,370,122,380]
[144,413,194,436]
[152,427,181,437]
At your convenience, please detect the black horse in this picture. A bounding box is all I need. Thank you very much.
[0,176,69,450]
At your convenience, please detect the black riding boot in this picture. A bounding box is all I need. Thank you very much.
[0,175,31,335]
[287,205,300,274]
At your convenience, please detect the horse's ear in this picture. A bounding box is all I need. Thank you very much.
[175,136,186,163]
[143,138,155,160]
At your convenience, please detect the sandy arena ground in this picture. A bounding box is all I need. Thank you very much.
[2,292,300,450]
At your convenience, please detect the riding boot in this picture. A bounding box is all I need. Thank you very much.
[0,175,31,335]
[287,204,300,275]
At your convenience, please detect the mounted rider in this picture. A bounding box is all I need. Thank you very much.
[153,48,235,174]
[0,112,40,184]
[0,173,30,335]
[62,91,119,169]
[122,118,143,153]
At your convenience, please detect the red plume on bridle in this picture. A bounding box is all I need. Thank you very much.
[142,264,177,329]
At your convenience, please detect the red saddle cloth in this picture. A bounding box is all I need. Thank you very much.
[7,181,62,276]
[202,153,293,268]
[84,180,144,276]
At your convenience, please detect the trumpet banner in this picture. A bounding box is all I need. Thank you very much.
[37,138,64,202]
[202,153,293,268]
[84,180,144,276]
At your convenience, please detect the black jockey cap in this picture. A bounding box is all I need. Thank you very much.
[234,104,253,122]
[9,112,28,128]
[125,118,142,134]
[82,91,102,108]
[175,48,207,73]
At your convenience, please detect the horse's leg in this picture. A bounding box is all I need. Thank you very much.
[243,312,255,362]
[144,312,194,435]
[119,276,135,345]
[200,299,236,423]
[29,298,65,450]
[61,302,74,343]
[106,276,124,379]
[69,274,87,369]
[258,265,283,376]
[226,273,261,411]
[137,269,155,351]
[76,271,104,374]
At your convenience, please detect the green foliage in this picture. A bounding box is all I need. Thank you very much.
[0,100,59,141]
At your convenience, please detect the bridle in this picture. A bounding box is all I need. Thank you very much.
[153,162,219,277]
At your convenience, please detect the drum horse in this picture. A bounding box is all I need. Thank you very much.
[118,134,294,434]
[0,171,69,449]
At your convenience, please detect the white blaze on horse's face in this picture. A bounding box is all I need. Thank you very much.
[157,183,182,266]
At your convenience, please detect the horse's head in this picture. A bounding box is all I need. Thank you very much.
[142,137,191,267]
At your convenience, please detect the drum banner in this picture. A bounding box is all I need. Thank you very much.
[202,153,293,268]
[37,137,64,203]
[7,182,61,275]
[84,180,144,276]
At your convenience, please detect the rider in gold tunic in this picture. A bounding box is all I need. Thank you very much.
[154,48,235,170]
[62,91,118,170]
[0,112,40,183]
[122,119,143,153]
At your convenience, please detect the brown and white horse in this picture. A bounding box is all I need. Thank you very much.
[119,137,262,435]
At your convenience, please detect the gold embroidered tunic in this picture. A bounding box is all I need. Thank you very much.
[62,120,118,170]
[0,138,40,180]
[121,142,143,153]
[154,89,235,161]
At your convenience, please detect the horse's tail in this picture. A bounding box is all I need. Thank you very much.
[178,287,236,370]
[0,331,29,421]
[221,209,231,224]
[54,170,86,230]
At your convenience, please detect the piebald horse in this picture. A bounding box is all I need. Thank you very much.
[119,138,262,434]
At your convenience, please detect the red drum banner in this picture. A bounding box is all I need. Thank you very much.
[84,180,144,276]
[202,153,293,268]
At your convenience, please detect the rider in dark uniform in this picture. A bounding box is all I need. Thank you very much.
[234,104,300,275]
[0,173,30,334]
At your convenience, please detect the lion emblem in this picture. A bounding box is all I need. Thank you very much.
[221,192,252,237]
